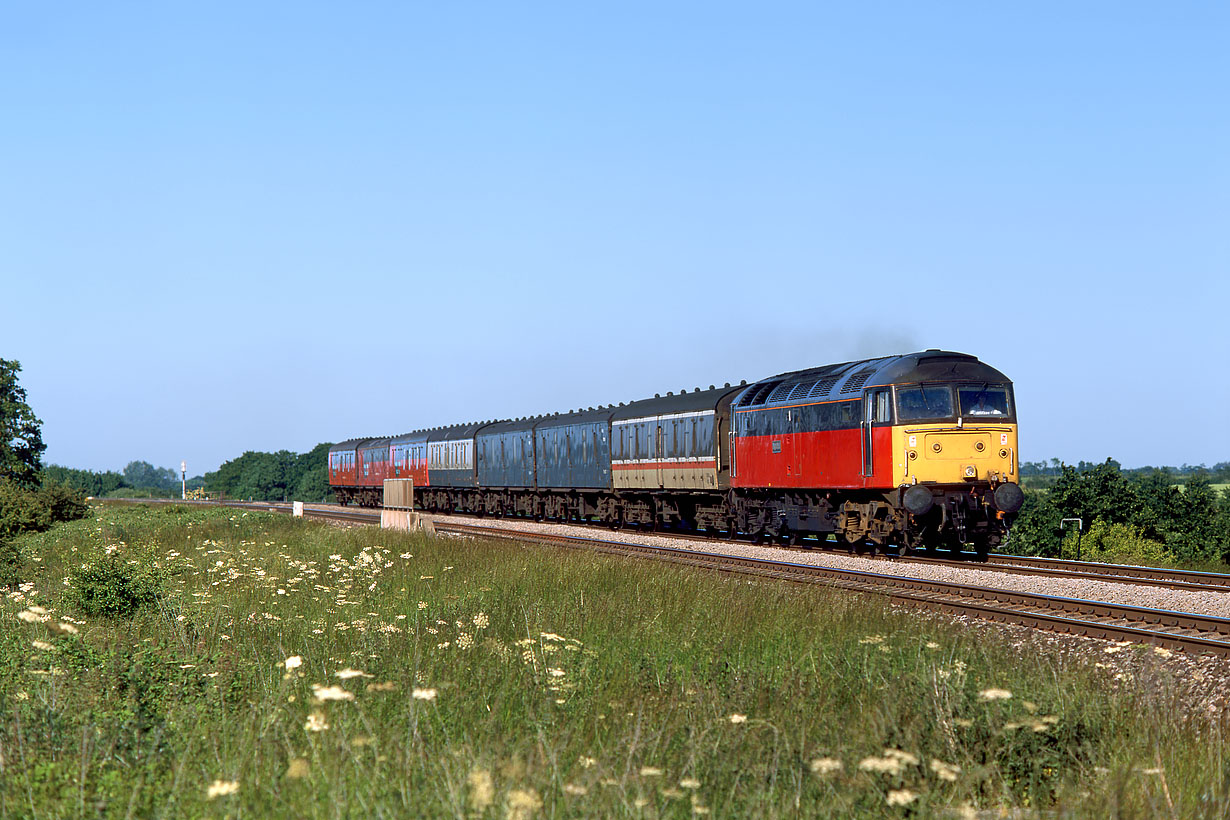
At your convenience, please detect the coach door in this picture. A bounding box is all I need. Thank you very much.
[655,423,665,488]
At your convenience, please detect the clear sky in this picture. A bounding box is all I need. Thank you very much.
[2,2,1226,476]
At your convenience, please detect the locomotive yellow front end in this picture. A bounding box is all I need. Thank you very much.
[888,381,1024,556]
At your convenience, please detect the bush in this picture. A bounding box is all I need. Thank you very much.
[69,554,163,617]
[1064,518,1169,566]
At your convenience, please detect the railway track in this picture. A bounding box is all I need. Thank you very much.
[110,499,1230,657]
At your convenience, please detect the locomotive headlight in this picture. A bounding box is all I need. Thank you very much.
[974,441,985,452]
[964,465,977,478]
[908,450,917,460]
[932,442,942,453]
[999,448,1009,459]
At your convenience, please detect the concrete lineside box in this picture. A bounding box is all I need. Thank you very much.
[383,478,415,510]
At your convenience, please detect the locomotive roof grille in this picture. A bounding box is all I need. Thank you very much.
[766,382,795,403]
[738,380,782,407]
[808,376,840,397]
[840,369,875,394]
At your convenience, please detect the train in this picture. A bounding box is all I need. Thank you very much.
[328,350,1024,558]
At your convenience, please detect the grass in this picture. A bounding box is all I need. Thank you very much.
[2,503,1228,818]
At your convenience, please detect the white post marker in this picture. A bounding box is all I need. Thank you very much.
[181,461,187,500]
[293,501,304,517]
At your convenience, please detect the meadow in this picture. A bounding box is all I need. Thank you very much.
[2,503,1228,818]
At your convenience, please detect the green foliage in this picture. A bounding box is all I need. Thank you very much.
[0,359,46,487]
[0,478,89,585]
[122,460,180,494]
[1005,488,1062,556]
[1064,519,1169,565]
[42,464,127,497]
[1007,459,1228,568]
[69,553,163,617]
[203,443,331,501]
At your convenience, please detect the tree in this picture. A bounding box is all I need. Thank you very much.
[0,359,46,487]
[122,461,179,493]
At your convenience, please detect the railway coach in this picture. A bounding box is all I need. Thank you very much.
[328,350,1023,557]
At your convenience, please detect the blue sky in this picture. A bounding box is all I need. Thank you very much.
[2,2,1226,475]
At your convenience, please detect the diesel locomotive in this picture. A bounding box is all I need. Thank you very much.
[328,350,1024,558]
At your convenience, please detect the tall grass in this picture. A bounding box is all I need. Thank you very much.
[1,503,1226,818]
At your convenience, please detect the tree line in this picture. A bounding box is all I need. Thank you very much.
[42,448,332,503]
[1021,458,1230,489]
[1009,459,1230,566]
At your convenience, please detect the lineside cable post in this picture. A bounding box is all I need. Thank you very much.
[1061,518,1083,562]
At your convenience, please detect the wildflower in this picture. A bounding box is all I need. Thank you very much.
[930,759,961,781]
[412,687,438,701]
[886,789,918,806]
[925,641,940,649]
[418,601,428,610]
[473,612,490,629]
[729,713,747,724]
[810,757,843,775]
[32,640,53,651]
[563,783,588,795]
[48,621,79,635]
[506,788,542,820]
[286,758,310,779]
[859,635,886,645]
[207,780,239,798]
[547,667,566,677]
[17,610,47,624]
[15,691,29,701]
[456,633,475,650]
[366,681,397,692]
[335,668,372,679]
[679,777,701,788]
[858,756,903,775]
[1137,767,1164,775]
[579,756,597,768]
[884,749,919,766]
[284,655,303,670]
[640,766,664,776]
[978,688,1012,701]
[468,769,494,809]
[661,787,684,799]
[311,685,354,702]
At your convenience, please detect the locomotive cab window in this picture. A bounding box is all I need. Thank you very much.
[895,385,955,421]
[958,386,1011,418]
